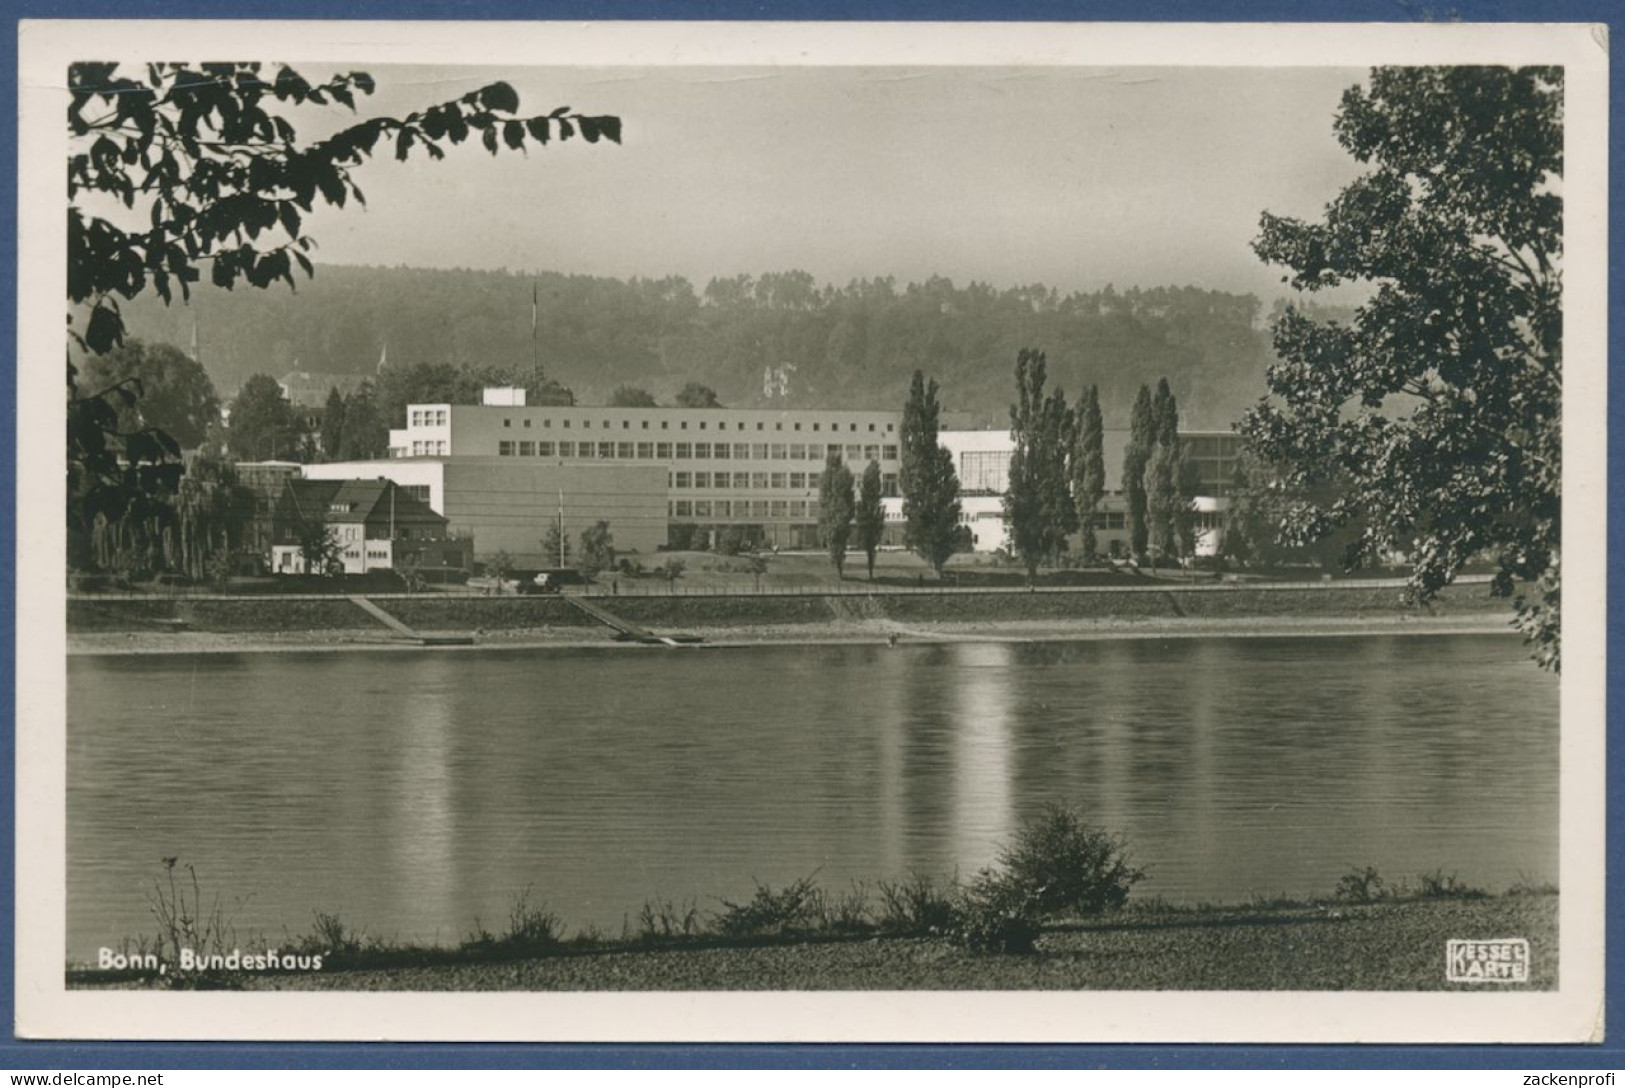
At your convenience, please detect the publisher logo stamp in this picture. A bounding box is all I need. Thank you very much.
[1446,938,1529,983]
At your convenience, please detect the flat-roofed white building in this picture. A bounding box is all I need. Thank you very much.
[311,386,1239,561]
[382,391,973,552]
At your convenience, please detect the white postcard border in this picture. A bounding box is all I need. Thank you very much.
[14,18,1608,1043]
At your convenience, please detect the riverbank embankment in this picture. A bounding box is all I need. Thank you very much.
[68,582,1516,654]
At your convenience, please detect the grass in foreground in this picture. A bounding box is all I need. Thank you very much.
[71,811,1558,992]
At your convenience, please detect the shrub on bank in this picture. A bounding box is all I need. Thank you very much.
[712,875,822,938]
[942,805,1146,954]
[997,804,1147,918]
[463,887,562,956]
[949,869,1043,954]
[1334,865,1387,904]
[876,873,956,936]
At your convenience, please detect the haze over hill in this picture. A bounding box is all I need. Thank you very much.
[116,264,1340,432]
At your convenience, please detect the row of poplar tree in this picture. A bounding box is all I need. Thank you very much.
[818,351,1198,581]
[1007,348,1198,578]
[816,369,968,581]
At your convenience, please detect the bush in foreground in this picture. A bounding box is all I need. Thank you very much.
[949,870,1043,954]
[997,804,1147,918]
[712,875,821,938]
[944,805,1146,954]
[876,873,956,936]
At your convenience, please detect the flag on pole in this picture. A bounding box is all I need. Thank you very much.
[376,342,388,374]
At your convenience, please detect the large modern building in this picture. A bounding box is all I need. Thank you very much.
[356,387,959,557]
[297,387,1242,562]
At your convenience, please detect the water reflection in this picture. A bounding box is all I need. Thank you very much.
[390,656,456,927]
[951,642,1014,874]
[66,634,1558,959]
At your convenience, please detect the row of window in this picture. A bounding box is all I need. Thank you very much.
[410,409,449,427]
[670,471,900,495]
[671,499,818,519]
[494,441,899,462]
[410,440,449,456]
[496,416,896,435]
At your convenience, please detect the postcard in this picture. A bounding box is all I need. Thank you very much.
[16,18,1607,1042]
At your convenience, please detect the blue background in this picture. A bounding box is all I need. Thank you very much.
[5,0,1619,1071]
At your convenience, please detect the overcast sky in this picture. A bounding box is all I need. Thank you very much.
[298,64,1370,299]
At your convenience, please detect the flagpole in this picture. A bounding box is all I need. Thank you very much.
[531,281,540,392]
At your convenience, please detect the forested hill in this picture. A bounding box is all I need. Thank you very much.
[118,264,1283,430]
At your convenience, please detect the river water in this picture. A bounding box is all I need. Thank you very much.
[66,633,1557,960]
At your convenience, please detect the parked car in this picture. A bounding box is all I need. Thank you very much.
[516,568,590,595]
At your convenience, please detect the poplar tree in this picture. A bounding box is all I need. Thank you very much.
[854,460,886,581]
[1144,378,1196,566]
[1070,384,1105,564]
[320,387,346,461]
[899,370,962,575]
[1144,378,1177,564]
[1004,348,1076,581]
[1122,385,1155,562]
[819,451,856,577]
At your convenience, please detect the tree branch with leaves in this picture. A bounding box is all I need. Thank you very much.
[66,61,620,568]
[1243,66,1561,669]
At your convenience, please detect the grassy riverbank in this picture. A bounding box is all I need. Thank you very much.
[72,889,1557,992]
[68,580,1515,654]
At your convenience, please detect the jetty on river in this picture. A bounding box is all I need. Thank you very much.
[562,596,704,646]
[345,596,475,647]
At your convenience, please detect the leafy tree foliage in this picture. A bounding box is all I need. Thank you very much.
[899,371,963,575]
[336,381,388,460]
[674,382,723,409]
[818,452,856,577]
[226,374,301,461]
[1121,385,1155,562]
[486,550,515,586]
[1221,452,1363,572]
[1070,385,1106,564]
[607,385,658,407]
[577,520,615,576]
[66,61,615,566]
[1004,349,1077,580]
[86,449,255,578]
[295,519,343,577]
[1243,66,1562,669]
[69,61,619,356]
[853,460,886,580]
[542,524,572,567]
[319,386,347,460]
[75,339,219,449]
[120,266,1275,428]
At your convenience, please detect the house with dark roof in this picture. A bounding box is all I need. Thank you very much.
[269,477,472,576]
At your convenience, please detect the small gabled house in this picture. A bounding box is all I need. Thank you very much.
[269,477,472,576]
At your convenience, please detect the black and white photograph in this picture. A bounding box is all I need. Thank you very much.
[15,19,1607,1042]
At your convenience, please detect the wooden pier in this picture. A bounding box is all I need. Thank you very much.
[562,596,701,646]
[346,596,474,646]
